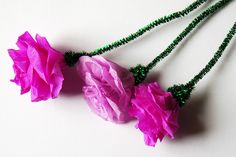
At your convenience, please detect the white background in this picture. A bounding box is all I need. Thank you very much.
[0,0,236,156]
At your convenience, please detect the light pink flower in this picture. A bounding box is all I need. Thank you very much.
[78,56,134,123]
[8,31,64,102]
[129,82,180,147]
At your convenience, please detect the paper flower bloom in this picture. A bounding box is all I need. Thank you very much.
[129,82,180,146]
[8,31,64,102]
[78,56,135,123]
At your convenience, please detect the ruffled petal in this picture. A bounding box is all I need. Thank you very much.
[129,82,180,147]
[78,56,134,123]
[8,32,64,102]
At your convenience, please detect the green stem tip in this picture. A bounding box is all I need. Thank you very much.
[64,51,90,67]
[167,83,195,107]
[130,65,149,85]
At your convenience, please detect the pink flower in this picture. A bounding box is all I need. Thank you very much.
[8,32,64,102]
[78,56,135,123]
[129,82,180,147]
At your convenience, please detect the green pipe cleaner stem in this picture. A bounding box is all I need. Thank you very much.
[131,0,232,85]
[90,0,208,56]
[168,21,236,107]
[64,0,208,67]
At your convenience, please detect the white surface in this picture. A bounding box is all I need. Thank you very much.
[0,0,236,156]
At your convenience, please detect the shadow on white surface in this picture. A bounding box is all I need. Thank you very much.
[173,37,236,141]
[175,90,209,140]
[145,70,161,83]
[60,66,84,96]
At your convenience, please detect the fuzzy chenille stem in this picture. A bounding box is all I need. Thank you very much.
[64,0,208,67]
[168,21,236,107]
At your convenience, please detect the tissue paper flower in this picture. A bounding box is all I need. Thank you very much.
[78,56,134,123]
[129,82,180,146]
[8,31,64,102]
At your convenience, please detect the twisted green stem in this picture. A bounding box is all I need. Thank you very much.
[168,21,236,107]
[64,0,208,66]
[131,0,232,85]
[187,22,236,87]
[146,0,231,71]
[90,0,208,56]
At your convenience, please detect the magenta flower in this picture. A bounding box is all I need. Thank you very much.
[129,82,180,147]
[8,32,64,102]
[78,56,135,123]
